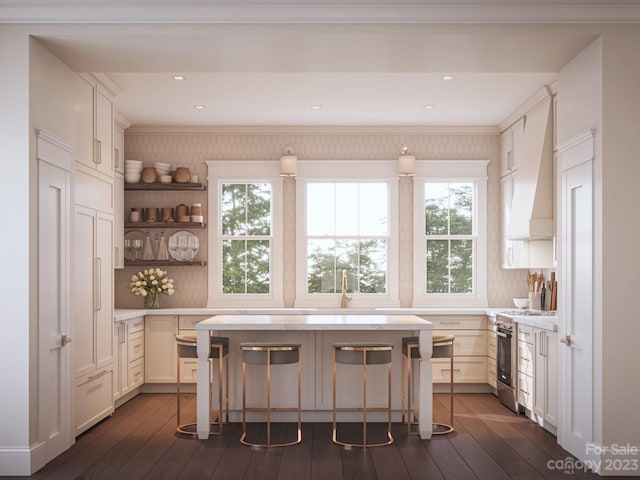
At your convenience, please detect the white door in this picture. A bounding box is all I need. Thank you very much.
[559,158,593,458]
[38,161,72,461]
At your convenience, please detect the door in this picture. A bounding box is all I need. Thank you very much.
[560,158,593,458]
[38,160,72,461]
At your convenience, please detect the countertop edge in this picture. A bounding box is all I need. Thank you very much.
[513,316,558,331]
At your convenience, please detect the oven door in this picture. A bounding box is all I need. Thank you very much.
[496,327,513,387]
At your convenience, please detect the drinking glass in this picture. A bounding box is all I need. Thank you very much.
[178,235,189,261]
[124,238,131,260]
[188,235,199,260]
[132,238,143,260]
[168,234,178,260]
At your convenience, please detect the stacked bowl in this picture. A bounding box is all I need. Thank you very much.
[124,160,143,183]
[154,162,172,183]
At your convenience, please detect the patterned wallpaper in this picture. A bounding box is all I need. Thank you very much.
[114,127,529,309]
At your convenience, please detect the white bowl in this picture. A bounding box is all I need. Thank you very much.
[159,175,172,184]
[124,173,141,184]
[154,162,170,168]
[125,167,143,172]
[513,297,529,309]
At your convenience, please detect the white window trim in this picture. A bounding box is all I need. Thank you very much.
[412,160,489,308]
[206,160,284,307]
[295,160,399,308]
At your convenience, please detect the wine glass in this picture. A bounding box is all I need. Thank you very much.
[168,234,178,260]
[178,235,189,261]
[131,239,143,260]
[188,235,199,261]
[124,238,131,260]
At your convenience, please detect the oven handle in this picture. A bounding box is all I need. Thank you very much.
[497,331,508,338]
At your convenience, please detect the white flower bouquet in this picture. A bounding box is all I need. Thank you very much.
[130,268,175,308]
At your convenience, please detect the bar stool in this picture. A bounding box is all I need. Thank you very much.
[175,334,229,436]
[240,342,302,448]
[402,335,455,435]
[332,342,394,448]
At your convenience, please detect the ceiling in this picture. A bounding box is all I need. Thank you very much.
[3,1,625,127]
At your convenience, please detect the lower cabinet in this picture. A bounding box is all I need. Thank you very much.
[76,368,114,435]
[517,324,535,411]
[487,330,497,389]
[144,315,178,383]
[114,316,145,402]
[533,330,557,430]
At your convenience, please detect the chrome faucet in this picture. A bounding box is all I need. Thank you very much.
[340,270,352,308]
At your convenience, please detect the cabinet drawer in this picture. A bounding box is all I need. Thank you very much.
[179,315,212,331]
[128,317,144,334]
[76,369,114,434]
[128,331,145,361]
[435,329,488,356]
[518,341,534,376]
[518,372,533,410]
[425,315,487,330]
[433,356,487,383]
[488,361,497,388]
[129,358,144,389]
[488,332,497,359]
[517,324,534,344]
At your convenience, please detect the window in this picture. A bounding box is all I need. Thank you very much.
[206,161,283,307]
[413,161,488,307]
[296,161,399,307]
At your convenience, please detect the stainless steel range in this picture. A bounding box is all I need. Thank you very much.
[496,313,522,413]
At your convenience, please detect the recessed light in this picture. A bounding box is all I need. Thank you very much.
[441,75,455,81]
[172,75,185,80]
[423,105,434,110]
[310,105,322,110]
[194,105,206,110]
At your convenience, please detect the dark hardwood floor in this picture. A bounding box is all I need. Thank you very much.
[15,393,612,480]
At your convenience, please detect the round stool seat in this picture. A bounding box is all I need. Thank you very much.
[401,336,420,358]
[334,342,393,365]
[241,342,301,365]
[175,335,229,358]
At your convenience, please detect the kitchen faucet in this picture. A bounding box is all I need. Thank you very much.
[340,270,352,308]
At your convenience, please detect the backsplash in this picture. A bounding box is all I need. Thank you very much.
[115,127,528,309]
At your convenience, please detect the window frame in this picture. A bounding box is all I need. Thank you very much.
[295,160,399,308]
[206,160,284,307]
[412,160,489,307]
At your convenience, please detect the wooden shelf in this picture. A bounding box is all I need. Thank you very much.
[125,222,206,229]
[125,182,206,191]
[124,260,206,267]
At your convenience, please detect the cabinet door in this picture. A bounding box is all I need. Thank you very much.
[95,85,113,175]
[95,213,114,369]
[74,206,97,379]
[545,331,558,426]
[113,323,126,401]
[114,123,125,174]
[113,173,124,269]
[144,315,178,383]
[75,75,95,170]
[533,329,546,418]
[500,128,513,177]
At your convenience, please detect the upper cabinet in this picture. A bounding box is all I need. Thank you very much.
[75,74,114,178]
[499,117,524,178]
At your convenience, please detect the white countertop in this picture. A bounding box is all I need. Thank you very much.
[114,306,504,322]
[195,313,432,331]
[513,315,558,331]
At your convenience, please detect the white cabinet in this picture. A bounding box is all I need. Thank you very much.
[500,173,525,268]
[144,315,178,383]
[428,315,488,384]
[533,329,557,430]
[113,172,124,269]
[114,316,145,402]
[517,324,534,412]
[75,73,114,177]
[500,117,524,178]
[73,204,114,435]
[114,121,125,174]
[487,330,497,389]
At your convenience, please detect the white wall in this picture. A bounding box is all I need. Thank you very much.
[0,25,32,473]
[600,26,640,451]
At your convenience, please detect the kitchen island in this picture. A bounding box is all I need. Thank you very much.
[196,314,434,439]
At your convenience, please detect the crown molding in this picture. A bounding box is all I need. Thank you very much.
[125,125,499,135]
[2,4,640,24]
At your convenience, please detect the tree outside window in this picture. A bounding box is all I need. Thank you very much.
[424,182,474,294]
[220,183,271,294]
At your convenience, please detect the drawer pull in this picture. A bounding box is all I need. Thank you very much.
[88,370,109,381]
[440,321,461,325]
[441,369,461,373]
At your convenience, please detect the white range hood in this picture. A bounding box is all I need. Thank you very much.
[507,94,554,240]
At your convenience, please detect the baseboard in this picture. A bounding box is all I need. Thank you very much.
[0,441,47,476]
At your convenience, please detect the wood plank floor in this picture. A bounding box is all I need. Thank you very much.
[14,393,614,480]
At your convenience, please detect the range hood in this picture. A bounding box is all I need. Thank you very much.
[507,94,554,240]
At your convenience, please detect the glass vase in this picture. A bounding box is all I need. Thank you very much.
[144,290,160,309]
